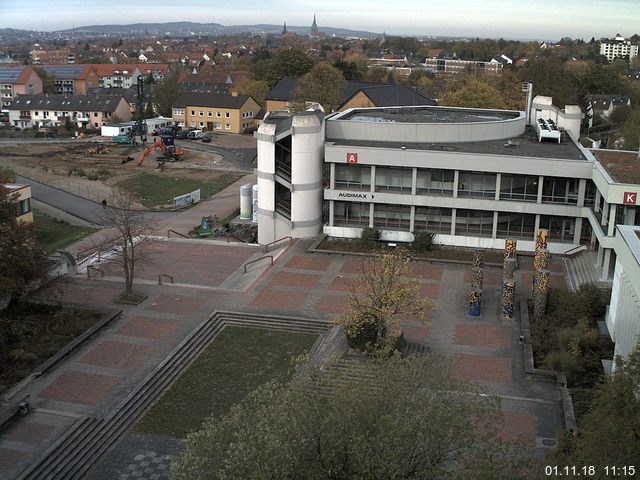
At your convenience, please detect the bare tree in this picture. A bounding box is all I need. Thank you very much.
[100,191,157,300]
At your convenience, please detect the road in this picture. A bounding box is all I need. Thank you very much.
[176,140,256,172]
[17,175,178,226]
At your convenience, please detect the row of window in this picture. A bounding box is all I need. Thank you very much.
[29,111,103,117]
[334,165,582,205]
[333,202,577,242]
[190,121,231,130]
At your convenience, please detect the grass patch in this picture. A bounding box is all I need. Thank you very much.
[134,326,318,438]
[117,172,242,208]
[32,210,97,254]
[0,303,102,394]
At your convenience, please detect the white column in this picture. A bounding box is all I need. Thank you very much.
[608,204,617,236]
[453,170,459,198]
[602,248,612,281]
[537,175,544,203]
[492,211,498,238]
[495,173,501,200]
[330,163,335,189]
[370,165,375,193]
[450,209,457,236]
[410,205,415,232]
[577,179,586,207]
[369,203,374,227]
[574,217,582,245]
[329,200,334,227]
[411,168,417,195]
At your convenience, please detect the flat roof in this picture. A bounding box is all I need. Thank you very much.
[330,126,586,161]
[618,225,640,265]
[337,106,520,124]
[590,149,640,184]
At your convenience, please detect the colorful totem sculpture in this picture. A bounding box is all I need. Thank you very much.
[501,281,515,320]
[473,249,485,269]
[535,229,549,251]
[500,239,517,319]
[533,269,550,318]
[468,288,482,317]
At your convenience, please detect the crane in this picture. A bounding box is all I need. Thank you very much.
[137,139,184,166]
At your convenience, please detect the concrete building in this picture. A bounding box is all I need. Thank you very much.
[8,94,131,129]
[0,66,43,109]
[172,92,261,133]
[257,100,640,284]
[599,34,639,63]
[606,225,640,365]
[4,184,33,224]
[38,65,99,95]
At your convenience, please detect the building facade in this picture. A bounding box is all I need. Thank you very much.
[172,92,261,134]
[38,65,99,95]
[4,184,33,224]
[0,66,43,109]
[599,34,639,63]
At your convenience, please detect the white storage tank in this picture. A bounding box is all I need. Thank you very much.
[239,184,252,220]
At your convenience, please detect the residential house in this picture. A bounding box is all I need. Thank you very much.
[172,92,261,133]
[599,34,639,63]
[38,65,99,95]
[586,94,632,126]
[30,47,75,64]
[265,78,436,112]
[0,66,43,109]
[93,64,142,89]
[4,184,33,224]
[8,94,131,129]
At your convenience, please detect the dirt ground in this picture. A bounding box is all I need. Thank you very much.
[0,142,224,206]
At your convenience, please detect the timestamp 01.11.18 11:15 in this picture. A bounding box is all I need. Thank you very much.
[545,465,637,477]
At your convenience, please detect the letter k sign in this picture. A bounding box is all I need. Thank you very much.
[624,192,637,205]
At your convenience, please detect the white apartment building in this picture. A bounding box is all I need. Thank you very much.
[599,34,639,62]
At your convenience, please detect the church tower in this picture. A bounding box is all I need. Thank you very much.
[310,14,319,35]
[282,21,287,36]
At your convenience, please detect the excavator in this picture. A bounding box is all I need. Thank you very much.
[137,138,184,166]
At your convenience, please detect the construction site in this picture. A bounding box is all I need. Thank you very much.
[0,136,254,209]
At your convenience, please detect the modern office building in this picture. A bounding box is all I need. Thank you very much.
[257,99,639,282]
[599,34,639,63]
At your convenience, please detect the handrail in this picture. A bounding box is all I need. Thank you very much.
[87,266,104,279]
[167,229,188,238]
[243,255,273,273]
[562,245,586,259]
[158,274,174,285]
[264,236,292,253]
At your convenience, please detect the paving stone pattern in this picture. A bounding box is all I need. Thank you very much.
[0,225,571,478]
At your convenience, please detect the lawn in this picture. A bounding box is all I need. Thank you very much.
[117,172,242,208]
[134,326,318,438]
[32,210,97,254]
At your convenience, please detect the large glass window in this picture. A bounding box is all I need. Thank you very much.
[500,174,538,202]
[373,204,411,230]
[455,209,494,237]
[414,206,452,233]
[334,201,369,227]
[496,213,536,239]
[541,177,578,205]
[335,165,371,191]
[275,183,291,219]
[375,167,412,193]
[584,180,596,207]
[539,215,575,243]
[416,168,454,195]
[458,171,497,198]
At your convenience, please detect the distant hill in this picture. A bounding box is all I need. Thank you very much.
[63,21,378,38]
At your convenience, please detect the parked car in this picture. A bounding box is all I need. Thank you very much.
[201,133,213,143]
[187,129,204,140]
[175,130,189,139]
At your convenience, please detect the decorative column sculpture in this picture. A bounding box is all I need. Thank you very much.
[468,289,482,317]
[533,269,550,318]
[501,281,516,320]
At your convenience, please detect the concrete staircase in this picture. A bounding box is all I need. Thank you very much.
[564,251,601,291]
[17,311,328,480]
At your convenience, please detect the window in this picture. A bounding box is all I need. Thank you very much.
[375,167,412,193]
[542,177,578,205]
[16,198,30,216]
[584,180,596,207]
[225,124,230,130]
[190,121,196,128]
[334,201,369,226]
[539,215,575,243]
[94,112,98,117]
[199,122,204,127]
[496,212,536,239]
[414,207,452,233]
[199,111,204,116]
[225,112,230,118]
[455,209,494,237]
[416,168,454,195]
[216,112,221,118]
[335,165,371,190]
[207,112,212,117]
[500,174,538,202]
[458,171,496,198]
[191,110,195,116]
[34,111,39,116]
[373,204,411,230]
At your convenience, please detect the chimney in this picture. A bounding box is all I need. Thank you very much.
[231,90,238,97]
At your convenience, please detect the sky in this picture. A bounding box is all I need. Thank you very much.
[1,0,639,41]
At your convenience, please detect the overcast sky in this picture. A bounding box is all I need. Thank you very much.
[1,0,638,40]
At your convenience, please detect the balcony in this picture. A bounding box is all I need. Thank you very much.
[19,115,31,119]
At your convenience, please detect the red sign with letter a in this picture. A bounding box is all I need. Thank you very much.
[623,192,637,205]
[346,152,358,164]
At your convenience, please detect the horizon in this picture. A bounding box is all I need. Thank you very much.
[1,0,639,42]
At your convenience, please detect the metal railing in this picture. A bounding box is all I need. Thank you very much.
[264,236,292,253]
[243,255,273,273]
[562,244,586,259]
[158,274,174,285]
[167,229,188,238]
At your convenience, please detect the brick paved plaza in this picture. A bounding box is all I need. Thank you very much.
[0,227,568,478]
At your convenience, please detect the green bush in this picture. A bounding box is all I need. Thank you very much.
[412,231,436,253]
[359,227,381,249]
[87,173,99,181]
